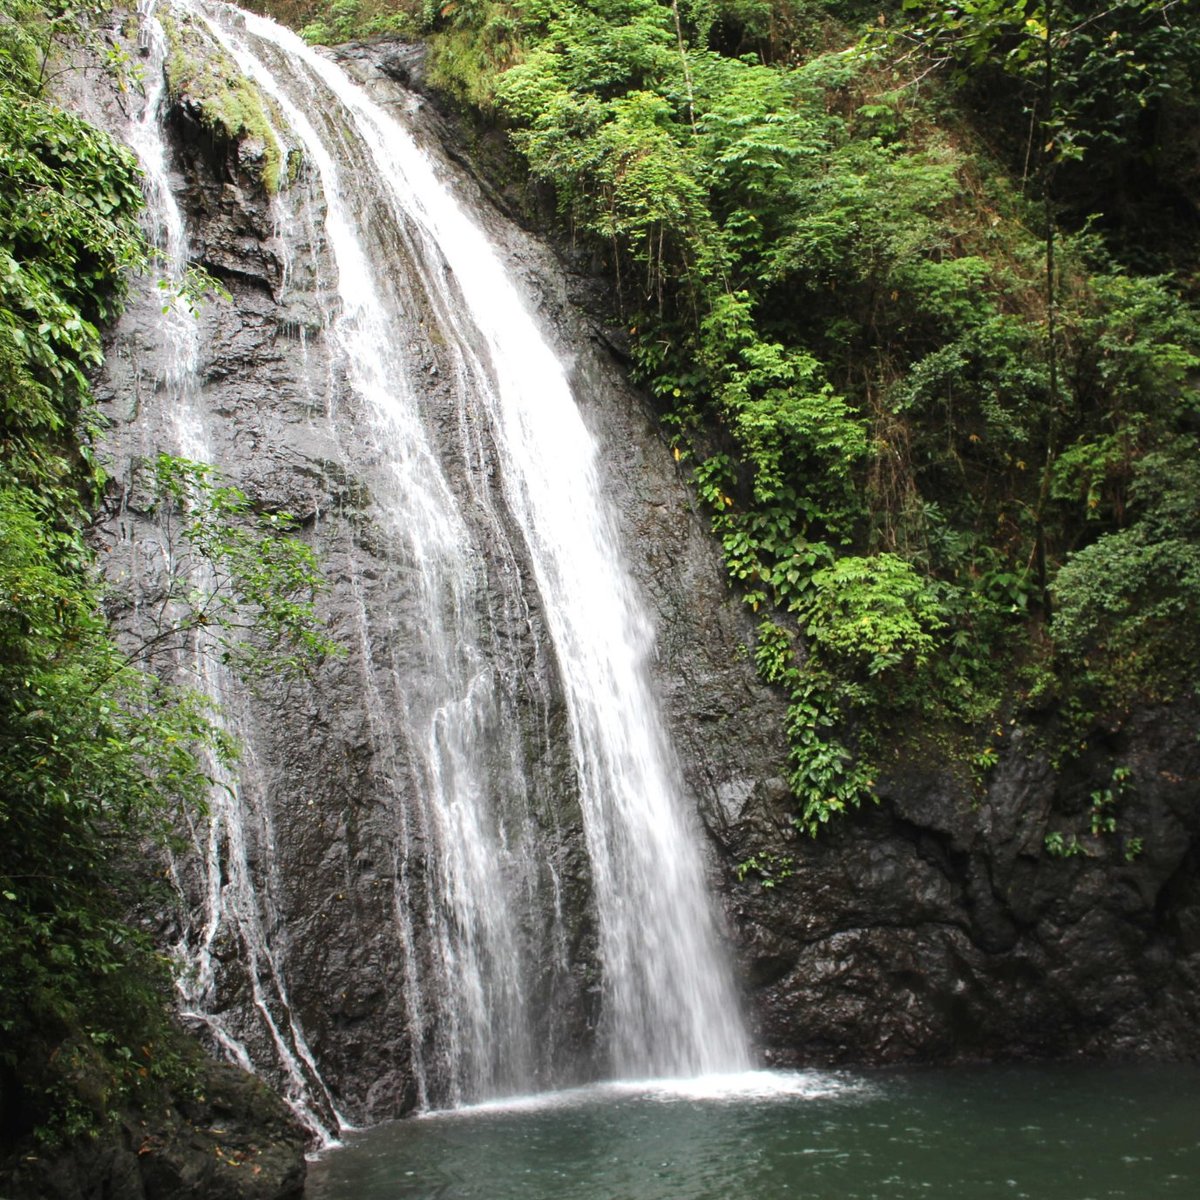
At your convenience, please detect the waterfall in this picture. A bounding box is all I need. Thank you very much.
[110,0,750,1132]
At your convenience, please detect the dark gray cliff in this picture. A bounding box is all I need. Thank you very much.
[81,10,785,1135]
[77,15,1200,1149]
[727,704,1200,1065]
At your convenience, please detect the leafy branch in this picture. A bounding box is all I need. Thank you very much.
[123,454,339,686]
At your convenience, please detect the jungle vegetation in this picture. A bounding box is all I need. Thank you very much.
[270,0,1200,833]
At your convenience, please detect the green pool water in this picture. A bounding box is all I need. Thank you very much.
[306,1065,1200,1199]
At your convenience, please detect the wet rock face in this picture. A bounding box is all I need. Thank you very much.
[0,1059,305,1200]
[95,24,745,1130]
[89,26,1200,1143]
[98,154,561,1123]
[726,705,1200,1066]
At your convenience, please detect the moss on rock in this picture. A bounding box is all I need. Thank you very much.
[160,9,298,194]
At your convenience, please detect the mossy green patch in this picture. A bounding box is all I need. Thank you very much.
[160,9,299,195]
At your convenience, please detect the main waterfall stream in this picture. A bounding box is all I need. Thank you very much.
[105,0,751,1143]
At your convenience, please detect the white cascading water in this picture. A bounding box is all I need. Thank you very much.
[118,0,751,1127]
[114,1,345,1142]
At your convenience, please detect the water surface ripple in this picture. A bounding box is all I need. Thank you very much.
[307,1065,1200,1199]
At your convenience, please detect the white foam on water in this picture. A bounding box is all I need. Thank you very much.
[417,1070,871,1120]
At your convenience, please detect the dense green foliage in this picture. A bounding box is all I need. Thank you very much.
[283,0,1199,832]
[1,0,169,1140]
[1,0,144,507]
[0,477,216,1140]
[1,0,332,1146]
